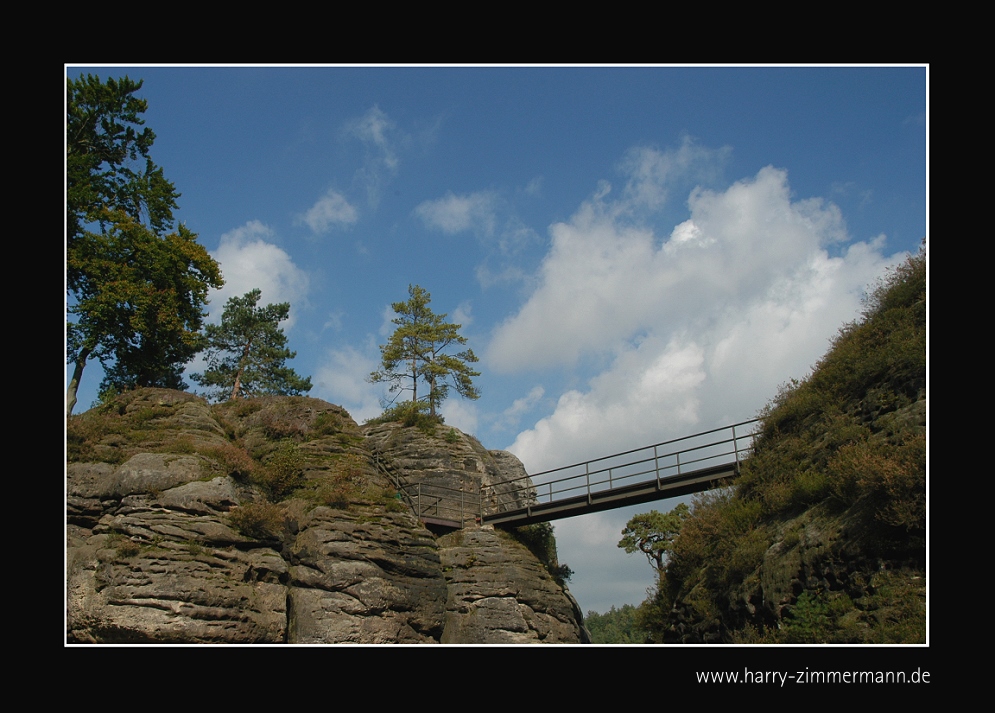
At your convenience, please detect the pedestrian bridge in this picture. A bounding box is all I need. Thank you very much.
[389,419,759,529]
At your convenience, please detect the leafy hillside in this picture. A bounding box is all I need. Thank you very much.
[639,244,926,643]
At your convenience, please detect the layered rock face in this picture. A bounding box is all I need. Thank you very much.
[439,528,586,643]
[66,389,585,644]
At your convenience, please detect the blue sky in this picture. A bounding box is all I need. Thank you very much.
[66,65,927,616]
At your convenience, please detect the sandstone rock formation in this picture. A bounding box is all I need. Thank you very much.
[66,389,587,644]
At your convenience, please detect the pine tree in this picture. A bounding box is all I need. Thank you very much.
[618,504,690,573]
[370,285,480,418]
[192,290,311,401]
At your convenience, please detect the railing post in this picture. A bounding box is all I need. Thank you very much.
[732,424,740,473]
[654,444,661,488]
[676,451,681,476]
[586,462,592,504]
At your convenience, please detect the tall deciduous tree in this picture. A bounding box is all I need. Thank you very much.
[192,289,312,401]
[369,284,480,418]
[66,74,223,414]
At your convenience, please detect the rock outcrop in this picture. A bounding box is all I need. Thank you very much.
[439,528,586,643]
[66,389,586,644]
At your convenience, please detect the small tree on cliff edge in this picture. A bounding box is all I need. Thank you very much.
[618,503,690,573]
[192,289,311,401]
[369,284,480,418]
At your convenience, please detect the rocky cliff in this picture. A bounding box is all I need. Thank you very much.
[66,390,588,644]
[662,398,926,644]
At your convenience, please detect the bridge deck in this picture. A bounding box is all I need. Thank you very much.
[380,419,757,530]
[482,461,740,527]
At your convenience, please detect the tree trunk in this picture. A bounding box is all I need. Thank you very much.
[428,375,437,417]
[410,356,417,404]
[66,348,90,417]
[230,370,242,400]
[230,340,251,400]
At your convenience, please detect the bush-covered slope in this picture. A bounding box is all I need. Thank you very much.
[643,245,926,644]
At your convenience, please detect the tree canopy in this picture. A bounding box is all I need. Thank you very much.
[584,604,647,644]
[618,503,690,573]
[66,74,222,414]
[192,289,312,401]
[369,285,480,418]
[67,75,179,249]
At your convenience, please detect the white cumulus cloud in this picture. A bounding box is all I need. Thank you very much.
[297,189,358,235]
[497,163,904,474]
[495,385,545,432]
[619,137,731,213]
[314,345,381,424]
[209,220,310,328]
[415,191,499,237]
[441,398,480,436]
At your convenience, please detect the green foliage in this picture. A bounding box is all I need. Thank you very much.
[384,496,409,513]
[863,248,927,319]
[369,285,480,418]
[509,522,572,586]
[252,443,306,500]
[66,410,122,463]
[618,503,689,573]
[781,591,834,642]
[634,581,675,642]
[734,569,926,644]
[309,480,400,512]
[67,75,177,245]
[665,492,766,597]
[199,442,255,480]
[828,433,926,531]
[66,74,223,414]
[192,289,312,401]
[66,391,190,464]
[311,481,353,509]
[256,407,310,441]
[364,399,443,432]
[312,411,347,437]
[227,502,285,539]
[105,533,141,559]
[289,452,375,510]
[585,604,648,644]
[811,246,926,406]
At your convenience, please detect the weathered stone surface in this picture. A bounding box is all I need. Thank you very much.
[66,390,584,644]
[67,536,288,643]
[438,527,587,644]
[363,422,536,521]
[287,507,447,643]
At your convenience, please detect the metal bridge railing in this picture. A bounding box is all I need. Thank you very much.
[371,448,482,527]
[408,481,481,528]
[481,419,759,514]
